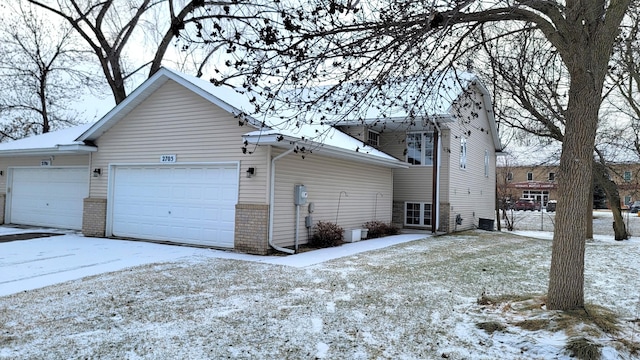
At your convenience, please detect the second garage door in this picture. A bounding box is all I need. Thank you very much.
[110,164,238,248]
[9,167,89,230]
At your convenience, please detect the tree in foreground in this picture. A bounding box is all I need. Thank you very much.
[206,0,631,310]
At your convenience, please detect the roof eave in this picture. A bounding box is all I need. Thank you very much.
[0,144,97,157]
[243,133,407,169]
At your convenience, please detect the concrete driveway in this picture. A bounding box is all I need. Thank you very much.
[0,226,427,297]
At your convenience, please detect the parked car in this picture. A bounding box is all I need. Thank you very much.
[514,198,539,211]
[546,200,557,212]
[629,201,640,213]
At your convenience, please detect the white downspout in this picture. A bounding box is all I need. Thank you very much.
[269,146,296,254]
[429,119,443,232]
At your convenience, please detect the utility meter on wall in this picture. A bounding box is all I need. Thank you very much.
[294,184,308,205]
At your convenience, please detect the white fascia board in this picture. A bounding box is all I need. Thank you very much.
[243,133,407,169]
[0,144,97,157]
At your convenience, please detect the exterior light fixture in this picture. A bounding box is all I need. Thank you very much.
[93,168,102,177]
[246,167,255,178]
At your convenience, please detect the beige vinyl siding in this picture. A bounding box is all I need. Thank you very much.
[393,167,434,202]
[89,80,269,203]
[378,131,407,160]
[0,155,90,191]
[445,87,497,231]
[337,125,367,143]
[271,150,393,248]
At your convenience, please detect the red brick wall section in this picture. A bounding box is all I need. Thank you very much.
[234,204,269,255]
[82,197,107,237]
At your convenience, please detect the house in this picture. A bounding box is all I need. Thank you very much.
[0,68,500,254]
[335,73,501,232]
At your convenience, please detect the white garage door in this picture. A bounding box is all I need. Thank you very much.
[111,164,238,248]
[9,167,89,230]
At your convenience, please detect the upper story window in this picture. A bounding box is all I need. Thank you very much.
[527,172,533,181]
[460,137,467,169]
[406,132,434,166]
[367,129,380,147]
[624,171,632,182]
[507,172,513,181]
[548,172,555,181]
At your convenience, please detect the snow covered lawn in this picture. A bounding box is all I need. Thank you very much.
[1,212,639,359]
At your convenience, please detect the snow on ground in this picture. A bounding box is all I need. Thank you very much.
[1,211,639,359]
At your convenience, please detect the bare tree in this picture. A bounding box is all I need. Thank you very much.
[207,0,630,310]
[0,1,97,141]
[27,0,256,104]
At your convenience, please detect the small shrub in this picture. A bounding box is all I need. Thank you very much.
[310,221,344,248]
[363,221,400,239]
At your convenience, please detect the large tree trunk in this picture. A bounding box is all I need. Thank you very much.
[547,74,601,310]
[545,0,625,309]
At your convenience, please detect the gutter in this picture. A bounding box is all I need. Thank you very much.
[268,145,297,254]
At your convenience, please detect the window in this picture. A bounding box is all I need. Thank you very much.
[405,202,432,227]
[460,137,467,169]
[367,129,380,147]
[484,150,489,177]
[548,172,555,181]
[624,171,632,182]
[507,172,513,181]
[406,132,434,165]
[527,172,533,181]
[624,195,632,205]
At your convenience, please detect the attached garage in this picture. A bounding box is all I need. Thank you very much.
[7,167,89,230]
[108,163,239,248]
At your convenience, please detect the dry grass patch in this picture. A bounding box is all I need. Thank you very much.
[565,337,601,360]
[474,294,640,355]
[475,321,507,334]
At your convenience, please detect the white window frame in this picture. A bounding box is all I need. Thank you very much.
[624,171,632,182]
[405,202,432,227]
[406,132,434,166]
[460,137,467,170]
[624,195,632,205]
[367,129,380,147]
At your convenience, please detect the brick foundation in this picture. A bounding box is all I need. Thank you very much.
[439,203,451,233]
[82,197,107,237]
[392,201,404,229]
[234,204,269,255]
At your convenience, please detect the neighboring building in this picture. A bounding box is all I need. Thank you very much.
[497,146,640,209]
[0,68,500,254]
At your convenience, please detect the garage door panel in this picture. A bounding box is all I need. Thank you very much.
[111,165,238,248]
[9,168,89,230]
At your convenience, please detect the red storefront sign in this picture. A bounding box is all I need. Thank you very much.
[510,181,557,189]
